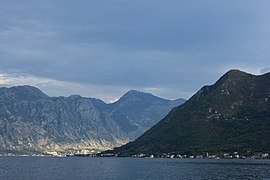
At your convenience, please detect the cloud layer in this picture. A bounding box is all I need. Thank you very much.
[1,0,270,101]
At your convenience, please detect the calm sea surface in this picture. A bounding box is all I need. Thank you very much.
[0,157,270,180]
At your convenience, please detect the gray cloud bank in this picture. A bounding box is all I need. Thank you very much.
[0,0,270,102]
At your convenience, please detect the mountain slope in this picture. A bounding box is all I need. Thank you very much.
[0,88,127,154]
[0,86,185,154]
[110,70,270,156]
[108,90,185,140]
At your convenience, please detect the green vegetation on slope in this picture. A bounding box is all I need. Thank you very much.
[110,70,270,156]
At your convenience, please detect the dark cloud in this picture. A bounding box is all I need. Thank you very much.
[1,0,270,100]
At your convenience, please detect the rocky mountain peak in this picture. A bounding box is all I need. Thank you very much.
[123,90,152,98]
[118,90,165,104]
[217,69,254,85]
[0,85,49,100]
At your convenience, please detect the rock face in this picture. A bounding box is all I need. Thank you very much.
[109,90,185,140]
[0,86,185,154]
[111,70,270,156]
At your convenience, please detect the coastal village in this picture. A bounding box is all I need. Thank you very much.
[2,150,269,160]
[99,152,270,159]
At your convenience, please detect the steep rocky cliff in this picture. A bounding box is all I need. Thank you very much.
[0,86,184,154]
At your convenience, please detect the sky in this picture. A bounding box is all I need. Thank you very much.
[0,0,270,103]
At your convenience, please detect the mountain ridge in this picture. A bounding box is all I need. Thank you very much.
[0,86,185,155]
[109,70,270,156]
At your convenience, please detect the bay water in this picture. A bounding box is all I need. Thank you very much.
[1,157,270,180]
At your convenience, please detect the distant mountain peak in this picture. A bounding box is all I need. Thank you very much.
[67,94,82,99]
[226,69,246,74]
[121,90,153,98]
[224,69,253,78]
[125,90,149,95]
[212,69,255,90]
[7,85,49,99]
[11,85,40,91]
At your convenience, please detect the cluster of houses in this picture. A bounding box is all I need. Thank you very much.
[1,150,269,159]
[100,152,270,159]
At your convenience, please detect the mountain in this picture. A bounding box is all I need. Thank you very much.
[108,90,185,140]
[110,70,270,156]
[0,86,185,155]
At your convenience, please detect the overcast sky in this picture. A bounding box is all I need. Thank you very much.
[0,0,270,102]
